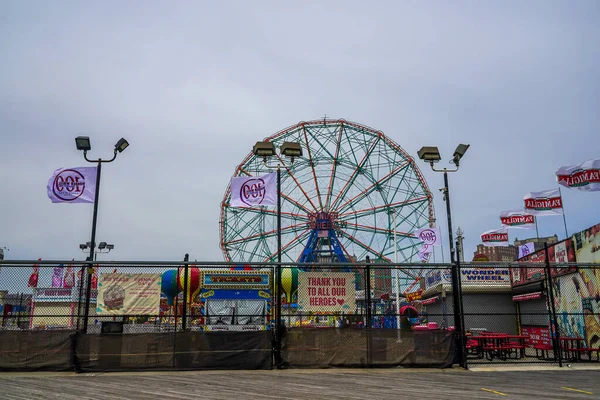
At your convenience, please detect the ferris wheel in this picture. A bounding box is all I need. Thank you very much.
[219,118,435,287]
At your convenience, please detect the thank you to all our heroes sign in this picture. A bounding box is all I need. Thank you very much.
[297,272,355,312]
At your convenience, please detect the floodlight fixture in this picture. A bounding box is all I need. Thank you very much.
[98,242,107,250]
[280,142,303,158]
[452,144,470,165]
[417,146,442,163]
[75,136,91,151]
[253,141,276,157]
[114,138,129,153]
[106,244,114,251]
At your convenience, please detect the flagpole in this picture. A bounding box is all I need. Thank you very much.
[534,217,540,239]
[558,186,569,239]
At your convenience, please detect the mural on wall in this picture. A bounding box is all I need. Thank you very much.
[570,223,600,347]
[511,239,576,287]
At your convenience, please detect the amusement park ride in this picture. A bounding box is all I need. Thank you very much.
[220,118,435,291]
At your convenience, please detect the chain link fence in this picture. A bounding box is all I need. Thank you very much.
[0,260,598,371]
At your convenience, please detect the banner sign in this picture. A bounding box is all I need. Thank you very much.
[424,269,451,289]
[405,289,423,302]
[518,242,535,259]
[460,267,510,285]
[556,159,600,191]
[97,273,161,315]
[523,188,563,216]
[297,272,355,312]
[481,228,509,247]
[572,223,600,264]
[33,288,75,303]
[201,271,271,288]
[521,325,551,348]
[47,167,97,203]
[500,210,535,229]
[414,227,442,246]
[229,173,277,207]
[512,239,576,287]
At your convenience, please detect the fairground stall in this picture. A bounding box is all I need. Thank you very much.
[197,270,272,331]
[419,265,516,334]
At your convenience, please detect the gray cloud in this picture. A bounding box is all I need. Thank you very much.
[1,1,599,263]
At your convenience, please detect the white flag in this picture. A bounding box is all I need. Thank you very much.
[414,227,442,246]
[523,188,563,216]
[418,244,433,262]
[499,209,535,229]
[47,167,97,203]
[481,228,509,247]
[556,159,600,192]
[230,173,277,207]
[518,242,535,259]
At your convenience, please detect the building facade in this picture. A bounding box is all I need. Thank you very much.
[473,234,558,261]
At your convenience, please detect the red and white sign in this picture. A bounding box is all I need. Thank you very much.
[499,210,535,229]
[229,173,277,207]
[481,228,509,247]
[521,326,551,348]
[523,189,563,216]
[47,167,97,203]
[512,292,542,302]
[297,272,355,312]
[557,159,600,192]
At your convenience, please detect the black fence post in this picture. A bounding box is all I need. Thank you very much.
[454,242,467,369]
[365,256,372,329]
[76,264,86,331]
[365,256,372,367]
[544,243,562,367]
[182,253,189,331]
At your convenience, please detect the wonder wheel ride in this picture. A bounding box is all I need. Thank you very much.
[219,118,435,289]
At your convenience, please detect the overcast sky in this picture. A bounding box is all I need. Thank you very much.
[1,1,599,263]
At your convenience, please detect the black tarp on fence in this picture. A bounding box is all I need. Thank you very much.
[280,328,454,368]
[0,331,75,371]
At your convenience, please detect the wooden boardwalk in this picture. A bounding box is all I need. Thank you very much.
[0,368,599,399]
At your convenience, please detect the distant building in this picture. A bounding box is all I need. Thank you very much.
[473,234,558,261]
[514,234,559,253]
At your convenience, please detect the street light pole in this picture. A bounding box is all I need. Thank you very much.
[417,144,469,369]
[252,140,302,368]
[276,164,282,365]
[76,136,129,333]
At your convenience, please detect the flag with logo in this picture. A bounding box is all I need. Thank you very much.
[418,244,433,262]
[523,188,563,216]
[499,210,535,229]
[518,242,535,259]
[556,159,600,192]
[481,228,509,247]
[230,173,277,207]
[414,227,442,246]
[47,167,97,203]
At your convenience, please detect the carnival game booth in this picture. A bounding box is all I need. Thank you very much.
[197,270,272,331]
[420,266,516,334]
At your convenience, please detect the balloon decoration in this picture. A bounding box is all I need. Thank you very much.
[161,270,180,306]
[281,267,299,304]
[177,266,201,304]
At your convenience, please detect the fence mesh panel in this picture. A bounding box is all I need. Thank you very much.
[0,260,598,371]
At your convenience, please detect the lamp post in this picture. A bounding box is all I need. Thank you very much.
[79,241,114,261]
[252,140,302,367]
[75,136,129,333]
[417,143,469,368]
